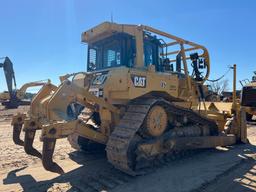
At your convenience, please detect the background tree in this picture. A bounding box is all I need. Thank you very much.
[209,79,229,96]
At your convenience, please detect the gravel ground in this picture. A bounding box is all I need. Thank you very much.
[0,107,256,192]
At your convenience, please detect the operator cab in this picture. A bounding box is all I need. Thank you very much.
[87,32,206,81]
[87,32,183,74]
[84,22,209,82]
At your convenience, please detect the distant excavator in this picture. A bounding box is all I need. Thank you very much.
[0,57,50,109]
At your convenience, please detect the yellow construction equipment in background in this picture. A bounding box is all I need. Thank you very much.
[0,57,50,108]
[0,80,50,108]
[241,72,256,121]
[11,22,247,175]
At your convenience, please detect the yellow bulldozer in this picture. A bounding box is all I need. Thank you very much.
[11,22,247,175]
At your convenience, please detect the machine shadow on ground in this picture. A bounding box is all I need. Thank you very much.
[2,143,256,192]
[195,148,256,192]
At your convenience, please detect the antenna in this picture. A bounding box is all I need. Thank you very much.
[111,12,113,23]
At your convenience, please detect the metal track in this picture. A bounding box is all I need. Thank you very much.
[106,98,219,175]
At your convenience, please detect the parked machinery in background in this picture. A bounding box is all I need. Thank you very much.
[241,72,256,121]
[0,57,50,109]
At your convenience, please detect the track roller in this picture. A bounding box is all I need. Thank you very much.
[42,138,64,174]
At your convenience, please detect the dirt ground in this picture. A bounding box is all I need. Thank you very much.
[0,107,256,192]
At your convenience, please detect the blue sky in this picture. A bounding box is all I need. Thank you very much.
[0,0,255,92]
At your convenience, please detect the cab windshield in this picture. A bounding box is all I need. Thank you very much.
[87,32,182,74]
[87,33,135,71]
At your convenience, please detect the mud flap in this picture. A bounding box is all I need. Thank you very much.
[24,129,42,158]
[42,138,64,174]
[13,124,24,146]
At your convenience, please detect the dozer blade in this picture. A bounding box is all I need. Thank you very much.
[24,129,42,158]
[42,138,64,174]
[13,124,24,146]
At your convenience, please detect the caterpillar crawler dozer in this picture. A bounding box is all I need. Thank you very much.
[12,22,247,175]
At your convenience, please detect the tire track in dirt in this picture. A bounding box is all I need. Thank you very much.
[1,108,256,192]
